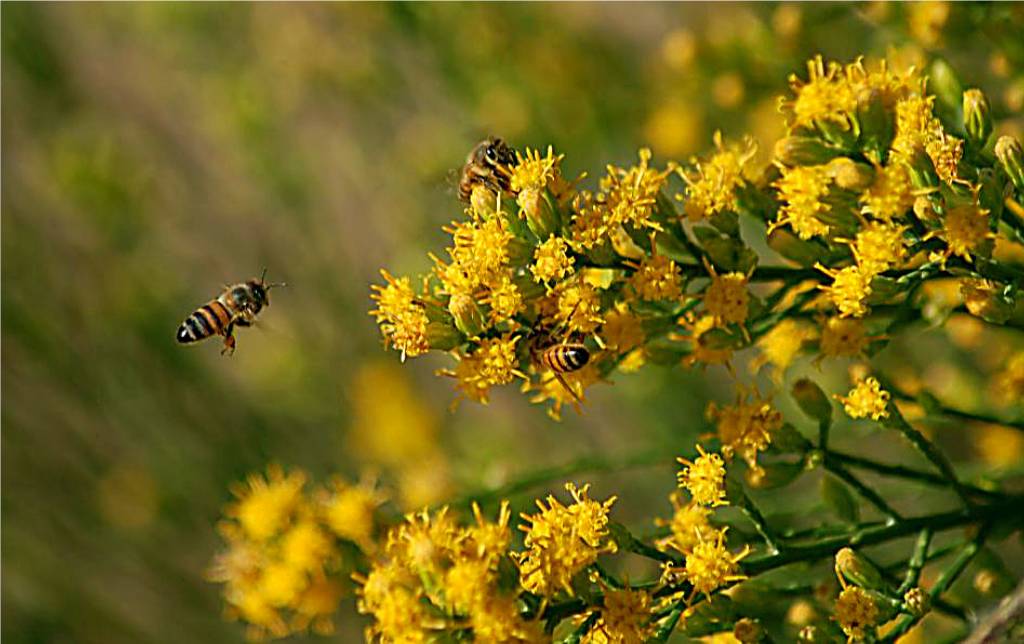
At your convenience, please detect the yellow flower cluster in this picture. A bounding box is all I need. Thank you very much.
[836,376,891,421]
[513,483,618,596]
[208,466,384,639]
[707,388,784,472]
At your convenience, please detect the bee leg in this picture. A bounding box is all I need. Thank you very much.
[553,372,583,404]
[221,323,236,356]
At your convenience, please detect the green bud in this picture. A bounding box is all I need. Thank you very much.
[904,144,940,190]
[835,547,887,591]
[817,118,859,150]
[995,135,1024,191]
[856,88,895,159]
[929,58,965,126]
[821,474,859,524]
[518,187,561,239]
[505,236,533,267]
[792,378,833,426]
[609,224,645,260]
[775,136,844,166]
[828,157,876,192]
[903,588,930,617]
[962,89,992,150]
[424,319,464,351]
[448,293,486,338]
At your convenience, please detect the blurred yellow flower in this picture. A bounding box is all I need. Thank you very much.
[834,586,878,641]
[229,465,306,542]
[655,491,713,554]
[680,131,757,221]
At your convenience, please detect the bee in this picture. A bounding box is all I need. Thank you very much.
[458,137,517,203]
[175,269,284,355]
[530,332,591,402]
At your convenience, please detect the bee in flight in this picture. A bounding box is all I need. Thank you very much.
[176,269,284,355]
[458,137,517,203]
[530,332,591,403]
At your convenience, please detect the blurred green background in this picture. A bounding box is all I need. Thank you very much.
[3,3,1023,643]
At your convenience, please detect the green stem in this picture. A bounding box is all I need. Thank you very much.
[882,405,972,508]
[886,387,1024,432]
[648,599,686,643]
[736,487,783,554]
[898,528,933,595]
[560,612,598,643]
[828,450,1003,499]
[881,523,991,642]
[823,456,903,522]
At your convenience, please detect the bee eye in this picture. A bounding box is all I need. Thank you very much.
[485,147,497,161]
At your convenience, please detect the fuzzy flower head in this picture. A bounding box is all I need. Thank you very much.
[484,275,524,323]
[677,444,728,507]
[443,335,525,405]
[704,265,750,327]
[525,362,601,421]
[511,146,562,193]
[818,317,872,359]
[818,264,872,318]
[707,389,784,471]
[370,270,431,360]
[532,234,575,284]
[892,93,963,185]
[680,131,757,221]
[227,465,307,542]
[582,586,654,644]
[783,55,857,130]
[859,163,914,222]
[684,527,750,600]
[933,202,994,262]
[848,221,908,276]
[655,491,713,554]
[601,148,674,231]
[514,483,617,596]
[555,279,605,335]
[600,302,646,356]
[322,477,386,551]
[834,586,879,642]
[772,164,832,240]
[629,251,683,301]
[678,312,735,368]
[447,216,513,286]
[836,377,891,420]
[752,319,815,380]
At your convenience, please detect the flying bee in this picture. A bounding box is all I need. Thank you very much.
[530,331,591,403]
[175,269,285,355]
[458,137,517,203]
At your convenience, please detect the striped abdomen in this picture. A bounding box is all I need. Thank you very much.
[176,299,234,344]
[541,344,590,373]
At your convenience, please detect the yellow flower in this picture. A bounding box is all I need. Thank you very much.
[259,560,307,607]
[323,477,385,551]
[677,444,728,507]
[233,588,289,640]
[707,389,784,471]
[532,234,575,283]
[443,335,525,405]
[819,317,872,359]
[859,163,913,222]
[993,352,1024,407]
[752,319,815,380]
[892,93,963,185]
[463,501,513,566]
[391,507,460,575]
[684,527,750,600]
[525,362,601,420]
[601,148,675,231]
[511,146,562,193]
[836,377,891,420]
[291,577,343,636]
[817,264,873,318]
[582,586,654,643]
[677,312,735,368]
[783,55,857,130]
[772,164,832,240]
[834,586,879,641]
[907,0,950,47]
[228,465,307,542]
[281,520,334,573]
[975,423,1024,469]
[555,279,605,335]
[444,558,494,614]
[470,594,545,643]
[680,131,757,221]
[514,482,617,596]
[600,302,646,355]
[370,270,431,360]
[447,216,514,286]
[704,267,750,327]
[847,221,908,276]
[935,203,993,262]
[571,191,611,250]
[485,274,524,322]
[655,491,713,554]
[629,252,683,301]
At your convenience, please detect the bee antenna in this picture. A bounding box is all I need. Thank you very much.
[267,282,288,289]
[259,267,269,284]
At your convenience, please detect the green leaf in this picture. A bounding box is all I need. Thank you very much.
[791,378,833,427]
[681,595,737,637]
[821,473,860,524]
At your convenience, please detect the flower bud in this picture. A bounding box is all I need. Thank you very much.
[734,617,764,643]
[995,135,1024,191]
[913,195,938,220]
[961,279,1013,325]
[775,136,843,166]
[792,378,833,426]
[470,183,498,219]
[517,187,561,239]
[835,547,886,592]
[609,224,645,260]
[424,319,464,351]
[903,588,930,617]
[856,88,894,159]
[448,293,486,338]
[904,144,940,190]
[828,157,876,192]
[962,88,992,150]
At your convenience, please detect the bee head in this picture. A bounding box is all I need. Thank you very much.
[251,268,287,306]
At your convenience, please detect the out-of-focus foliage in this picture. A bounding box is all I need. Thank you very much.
[3,3,1024,644]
